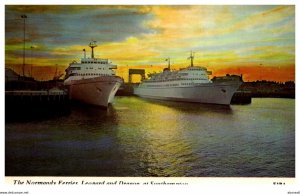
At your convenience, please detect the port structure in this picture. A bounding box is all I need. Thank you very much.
[128,69,145,83]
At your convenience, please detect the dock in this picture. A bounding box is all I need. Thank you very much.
[5,89,70,121]
[230,91,252,104]
[6,89,68,101]
[116,83,137,96]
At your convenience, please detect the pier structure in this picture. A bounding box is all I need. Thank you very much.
[6,89,68,102]
[230,91,252,104]
[5,89,69,121]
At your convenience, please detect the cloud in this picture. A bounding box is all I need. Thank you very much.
[5,5,295,81]
[5,5,154,45]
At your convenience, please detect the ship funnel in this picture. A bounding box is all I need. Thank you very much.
[89,41,97,58]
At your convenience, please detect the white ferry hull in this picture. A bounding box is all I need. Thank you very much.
[134,81,242,105]
[64,76,122,107]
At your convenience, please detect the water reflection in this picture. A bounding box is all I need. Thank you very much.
[115,97,226,176]
[138,98,233,115]
[5,97,295,177]
[70,103,118,122]
[5,101,71,123]
[6,103,121,176]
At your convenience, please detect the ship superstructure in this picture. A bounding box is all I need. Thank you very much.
[64,41,123,107]
[134,52,242,105]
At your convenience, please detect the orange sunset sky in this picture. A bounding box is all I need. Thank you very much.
[5,5,295,82]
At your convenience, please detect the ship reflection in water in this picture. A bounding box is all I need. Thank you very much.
[5,97,294,177]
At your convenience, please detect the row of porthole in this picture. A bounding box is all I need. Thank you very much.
[82,61,107,64]
[85,68,106,70]
[144,84,180,87]
[149,78,207,82]
[71,73,110,76]
[144,82,197,86]
[181,83,198,85]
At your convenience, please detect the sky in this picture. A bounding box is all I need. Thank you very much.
[5,5,295,82]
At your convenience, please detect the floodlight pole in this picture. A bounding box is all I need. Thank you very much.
[21,14,27,76]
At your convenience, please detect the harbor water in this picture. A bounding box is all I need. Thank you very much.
[5,97,295,177]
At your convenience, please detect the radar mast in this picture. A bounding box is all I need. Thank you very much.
[89,41,97,58]
[188,51,195,67]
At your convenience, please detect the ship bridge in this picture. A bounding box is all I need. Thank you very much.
[81,58,110,64]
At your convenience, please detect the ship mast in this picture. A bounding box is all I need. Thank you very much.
[188,51,195,67]
[165,57,171,69]
[83,49,86,59]
[54,64,58,78]
[89,41,97,58]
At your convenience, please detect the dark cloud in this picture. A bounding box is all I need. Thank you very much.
[5,5,103,14]
[5,5,155,48]
[52,8,154,44]
[5,37,23,45]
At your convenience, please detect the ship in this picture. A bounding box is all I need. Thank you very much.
[134,52,243,105]
[64,41,123,107]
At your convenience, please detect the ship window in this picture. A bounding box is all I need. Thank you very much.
[70,67,81,70]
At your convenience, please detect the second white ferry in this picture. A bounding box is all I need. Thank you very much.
[134,52,242,105]
[64,41,123,107]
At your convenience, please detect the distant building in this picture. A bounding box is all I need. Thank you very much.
[5,68,19,82]
[5,68,36,90]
